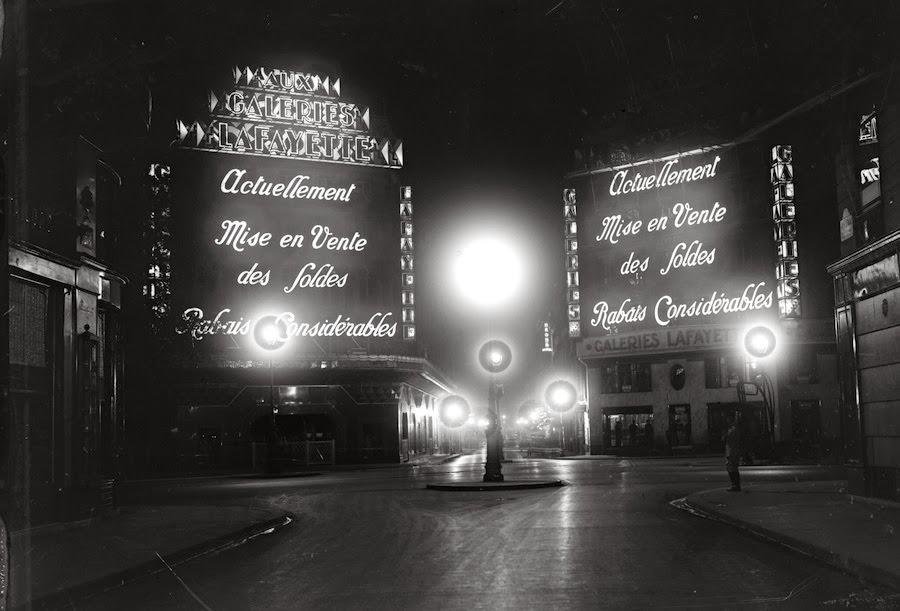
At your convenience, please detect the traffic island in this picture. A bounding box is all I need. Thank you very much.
[426,479,566,491]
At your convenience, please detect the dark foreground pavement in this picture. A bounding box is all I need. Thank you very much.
[8,455,900,609]
[10,504,293,610]
[8,453,460,610]
[676,477,900,591]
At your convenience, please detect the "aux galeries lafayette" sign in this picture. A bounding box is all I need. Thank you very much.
[170,65,405,354]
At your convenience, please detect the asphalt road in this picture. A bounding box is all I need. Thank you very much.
[88,455,895,610]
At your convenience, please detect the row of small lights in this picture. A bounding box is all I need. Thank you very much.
[438,378,578,429]
[400,186,416,340]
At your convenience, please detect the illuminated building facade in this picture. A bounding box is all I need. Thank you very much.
[564,138,840,459]
[130,62,455,474]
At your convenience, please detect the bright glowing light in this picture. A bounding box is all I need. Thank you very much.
[253,315,288,351]
[453,236,523,309]
[742,324,778,359]
[749,333,771,354]
[260,323,280,346]
[478,340,512,373]
[439,395,471,428]
[545,379,577,412]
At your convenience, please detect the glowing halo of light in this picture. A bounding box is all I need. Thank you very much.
[742,324,778,360]
[544,379,577,412]
[478,340,512,374]
[453,236,523,310]
[253,314,289,351]
[438,395,471,428]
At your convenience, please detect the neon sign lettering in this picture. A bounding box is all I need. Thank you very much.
[595,201,727,245]
[178,65,402,168]
[653,282,772,326]
[590,299,647,331]
[232,66,340,97]
[218,91,365,130]
[283,263,348,293]
[215,220,272,252]
[219,168,357,202]
[658,241,716,276]
[187,122,381,165]
[860,157,880,184]
[572,151,777,335]
[175,307,398,341]
[608,156,721,197]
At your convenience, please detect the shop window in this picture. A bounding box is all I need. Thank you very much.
[600,362,651,393]
[705,356,744,388]
[401,413,409,440]
[604,410,654,448]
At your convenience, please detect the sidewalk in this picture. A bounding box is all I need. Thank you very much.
[677,479,900,591]
[8,453,458,609]
[10,505,293,610]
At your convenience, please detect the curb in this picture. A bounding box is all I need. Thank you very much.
[672,496,900,592]
[426,479,566,492]
[21,513,295,611]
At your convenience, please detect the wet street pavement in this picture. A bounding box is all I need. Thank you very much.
[79,455,897,610]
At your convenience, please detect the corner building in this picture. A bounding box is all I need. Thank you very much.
[129,61,458,476]
[564,140,839,459]
[827,71,900,501]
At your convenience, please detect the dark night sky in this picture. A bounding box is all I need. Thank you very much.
[49,0,895,408]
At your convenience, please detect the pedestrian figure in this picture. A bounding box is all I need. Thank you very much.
[614,419,623,447]
[628,419,638,447]
[724,415,742,491]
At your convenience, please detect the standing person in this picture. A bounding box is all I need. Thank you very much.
[724,415,742,491]
[614,418,623,448]
[628,419,638,447]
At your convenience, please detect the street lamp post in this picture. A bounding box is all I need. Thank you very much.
[546,379,577,455]
[453,234,523,482]
[479,339,511,482]
[739,325,779,452]
[253,315,289,473]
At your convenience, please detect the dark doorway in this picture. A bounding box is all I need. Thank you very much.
[667,404,692,448]
[790,399,822,458]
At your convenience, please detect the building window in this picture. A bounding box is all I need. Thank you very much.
[789,347,819,384]
[600,362,651,393]
[705,356,744,388]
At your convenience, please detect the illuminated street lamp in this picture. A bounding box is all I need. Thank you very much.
[743,325,777,360]
[479,339,511,482]
[739,324,778,450]
[453,233,524,483]
[253,315,289,472]
[453,237,523,312]
[439,394,471,428]
[545,379,577,454]
[545,379,577,413]
[478,340,512,374]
